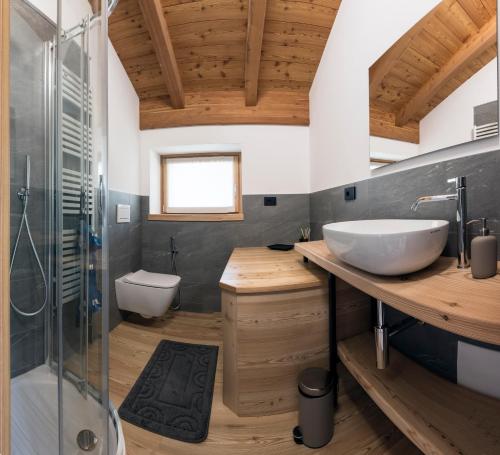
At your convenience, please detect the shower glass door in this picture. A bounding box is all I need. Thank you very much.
[9,0,111,453]
[55,0,109,453]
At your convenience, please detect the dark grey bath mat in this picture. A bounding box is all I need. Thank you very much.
[118,339,219,443]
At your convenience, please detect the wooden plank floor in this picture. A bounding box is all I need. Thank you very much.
[109,312,421,455]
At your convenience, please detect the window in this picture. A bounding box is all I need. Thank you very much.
[154,152,243,221]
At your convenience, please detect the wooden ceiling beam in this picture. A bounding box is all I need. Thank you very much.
[396,15,496,126]
[140,90,309,129]
[245,0,267,106]
[138,0,185,109]
[369,1,445,98]
[88,0,98,14]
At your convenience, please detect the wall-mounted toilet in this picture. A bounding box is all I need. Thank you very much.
[115,270,181,318]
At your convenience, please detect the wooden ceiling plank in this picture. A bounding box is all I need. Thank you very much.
[261,43,324,65]
[245,0,267,106]
[391,60,431,87]
[408,29,454,68]
[396,15,497,126]
[399,48,440,78]
[161,0,247,27]
[369,1,444,98]
[266,0,338,28]
[457,0,492,28]
[480,0,497,17]
[439,1,480,38]
[138,0,185,108]
[423,15,463,54]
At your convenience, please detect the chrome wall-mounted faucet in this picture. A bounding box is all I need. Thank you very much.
[411,176,469,269]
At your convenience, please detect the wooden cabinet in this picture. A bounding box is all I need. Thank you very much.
[220,248,371,417]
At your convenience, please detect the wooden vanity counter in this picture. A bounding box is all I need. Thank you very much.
[295,240,500,345]
[220,247,370,417]
[295,240,500,455]
[220,247,327,294]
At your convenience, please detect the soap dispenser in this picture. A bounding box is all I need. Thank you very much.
[470,218,497,279]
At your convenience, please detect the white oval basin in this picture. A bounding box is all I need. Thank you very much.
[323,219,449,276]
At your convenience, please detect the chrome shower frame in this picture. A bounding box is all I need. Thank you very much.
[55,1,110,450]
[45,36,56,369]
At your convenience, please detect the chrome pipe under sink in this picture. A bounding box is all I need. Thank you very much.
[374,300,389,369]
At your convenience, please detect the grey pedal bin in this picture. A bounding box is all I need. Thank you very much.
[295,367,334,448]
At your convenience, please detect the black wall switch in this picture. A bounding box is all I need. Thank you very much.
[264,196,277,206]
[344,186,356,201]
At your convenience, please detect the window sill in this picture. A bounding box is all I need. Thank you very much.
[148,212,245,222]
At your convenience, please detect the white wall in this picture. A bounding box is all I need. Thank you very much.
[108,43,141,195]
[309,0,499,192]
[419,59,498,155]
[309,0,440,192]
[139,125,310,198]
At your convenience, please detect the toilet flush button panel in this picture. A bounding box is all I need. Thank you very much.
[117,204,131,223]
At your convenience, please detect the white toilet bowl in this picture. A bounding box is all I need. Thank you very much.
[115,270,181,318]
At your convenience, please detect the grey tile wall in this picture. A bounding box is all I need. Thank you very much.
[107,150,500,383]
[310,149,500,381]
[140,194,310,313]
[9,3,55,377]
[10,184,47,377]
[108,190,142,329]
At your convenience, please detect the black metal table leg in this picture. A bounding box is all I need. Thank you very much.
[328,273,338,406]
[293,270,338,446]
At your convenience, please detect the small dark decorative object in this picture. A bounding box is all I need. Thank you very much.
[267,243,294,251]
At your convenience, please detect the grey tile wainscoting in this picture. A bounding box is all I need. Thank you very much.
[310,149,500,382]
[108,190,142,329]
[108,150,500,384]
[140,194,310,313]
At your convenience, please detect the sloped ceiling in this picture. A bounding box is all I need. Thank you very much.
[108,0,341,129]
[370,0,497,144]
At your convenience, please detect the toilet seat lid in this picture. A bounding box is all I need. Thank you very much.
[124,270,180,289]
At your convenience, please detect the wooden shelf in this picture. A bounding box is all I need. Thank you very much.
[295,240,500,345]
[338,333,500,455]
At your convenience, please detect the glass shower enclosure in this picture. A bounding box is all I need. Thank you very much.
[9,0,121,453]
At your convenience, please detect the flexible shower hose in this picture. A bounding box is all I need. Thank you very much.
[10,191,48,317]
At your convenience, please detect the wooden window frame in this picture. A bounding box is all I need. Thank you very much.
[370,158,397,165]
[149,152,244,222]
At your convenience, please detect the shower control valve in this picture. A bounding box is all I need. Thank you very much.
[17,187,29,200]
